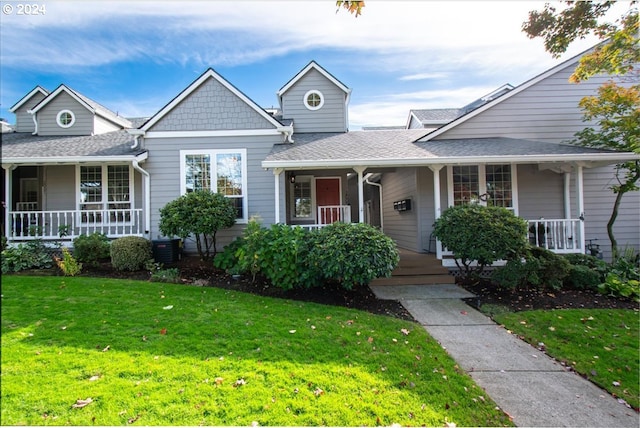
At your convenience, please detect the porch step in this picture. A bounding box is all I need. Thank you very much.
[371,274,455,286]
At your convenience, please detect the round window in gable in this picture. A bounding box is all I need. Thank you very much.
[56,110,76,128]
[304,90,324,111]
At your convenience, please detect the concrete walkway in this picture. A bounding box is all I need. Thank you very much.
[370,284,639,428]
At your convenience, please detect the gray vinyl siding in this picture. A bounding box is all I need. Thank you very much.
[37,92,94,136]
[583,166,640,260]
[43,165,75,210]
[517,165,565,220]
[280,69,347,133]
[381,168,420,251]
[144,134,282,254]
[149,77,275,132]
[14,93,47,133]
[435,66,610,142]
[407,116,422,130]
[94,115,123,135]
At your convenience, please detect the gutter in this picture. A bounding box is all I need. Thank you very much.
[127,128,146,149]
[131,156,151,237]
[364,173,383,232]
[277,123,294,143]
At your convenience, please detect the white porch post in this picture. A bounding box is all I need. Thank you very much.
[3,164,16,241]
[563,172,571,219]
[429,165,444,259]
[576,164,585,252]
[273,168,283,224]
[353,166,366,223]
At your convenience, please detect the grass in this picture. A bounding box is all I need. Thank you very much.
[1,275,513,426]
[494,308,639,410]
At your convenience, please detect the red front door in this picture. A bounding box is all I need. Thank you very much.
[315,178,341,224]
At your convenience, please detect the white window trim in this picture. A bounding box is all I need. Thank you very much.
[75,164,135,224]
[57,109,76,128]
[446,164,518,215]
[180,149,248,224]
[303,90,324,111]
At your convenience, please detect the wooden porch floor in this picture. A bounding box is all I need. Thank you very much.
[371,248,455,286]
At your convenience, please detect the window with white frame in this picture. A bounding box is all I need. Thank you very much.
[449,164,517,213]
[79,165,132,223]
[291,176,313,219]
[57,110,75,128]
[180,149,247,222]
[303,90,324,111]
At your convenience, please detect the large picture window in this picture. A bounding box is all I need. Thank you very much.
[291,176,313,219]
[180,149,247,222]
[448,164,517,213]
[78,165,132,223]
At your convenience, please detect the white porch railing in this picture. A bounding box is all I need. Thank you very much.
[8,209,144,241]
[528,218,583,253]
[317,205,351,225]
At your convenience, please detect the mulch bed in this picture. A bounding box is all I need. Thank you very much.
[70,256,639,322]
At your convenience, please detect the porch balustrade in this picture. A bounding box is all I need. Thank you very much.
[8,209,144,241]
[527,218,583,253]
[317,205,351,225]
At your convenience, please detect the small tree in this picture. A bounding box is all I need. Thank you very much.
[159,191,237,259]
[433,204,529,279]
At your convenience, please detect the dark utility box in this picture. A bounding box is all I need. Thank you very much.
[152,239,181,264]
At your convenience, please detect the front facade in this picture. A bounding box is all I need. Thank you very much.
[2,52,638,262]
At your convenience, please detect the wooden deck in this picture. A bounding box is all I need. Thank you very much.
[371,248,455,286]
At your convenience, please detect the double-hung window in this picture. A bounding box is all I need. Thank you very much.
[78,165,133,223]
[448,164,518,213]
[180,149,248,222]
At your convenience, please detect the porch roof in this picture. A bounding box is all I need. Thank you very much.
[1,130,147,165]
[262,131,639,169]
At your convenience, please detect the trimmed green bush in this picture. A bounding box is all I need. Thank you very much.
[310,222,399,289]
[159,190,237,259]
[110,236,152,271]
[1,240,54,274]
[491,246,570,291]
[73,233,111,266]
[565,264,601,290]
[433,204,529,278]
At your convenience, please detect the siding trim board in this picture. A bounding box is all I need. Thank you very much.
[9,86,49,112]
[145,129,283,139]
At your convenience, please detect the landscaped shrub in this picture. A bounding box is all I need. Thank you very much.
[150,268,181,284]
[491,246,570,291]
[73,233,111,266]
[1,240,54,273]
[564,264,601,290]
[310,222,399,289]
[55,247,82,276]
[433,204,529,279]
[110,236,152,271]
[598,248,640,301]
[159,190,237,259]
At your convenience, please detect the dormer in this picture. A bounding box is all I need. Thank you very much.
[277,61,351,133]
[8,86,49,133]
[27,84,131,136]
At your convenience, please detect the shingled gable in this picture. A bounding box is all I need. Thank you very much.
[8,85,49,113]
[277,60,351,100]
[139,68,285,133]
[417,48,589,142]
[29,84,131,128]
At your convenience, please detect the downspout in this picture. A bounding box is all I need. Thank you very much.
[277,124,294,143]
[3,164,17,242]
[132,159,151,237]
[28,110,38,135]
[127,129,146,149]
[364,173,383,232]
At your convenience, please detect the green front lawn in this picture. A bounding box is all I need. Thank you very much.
[1,276,513,426]
[494,309,639,410]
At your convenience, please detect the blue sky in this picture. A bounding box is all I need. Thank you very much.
[0,1,629,129]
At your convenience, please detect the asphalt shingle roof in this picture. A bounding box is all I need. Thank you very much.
[264,130,630,166]
[411,108,461,123]
[1,131,145,160]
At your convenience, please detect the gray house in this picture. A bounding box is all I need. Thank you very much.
[2,51,638,263]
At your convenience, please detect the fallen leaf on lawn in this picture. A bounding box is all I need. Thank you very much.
[163,305,173,310]
[160,328,167,335]
[548,326,556,331]
[346,320,354,325]
[215,377,224,385]
[128,414,140,424]
[311,325,316,330]
[415,355,421,360]
[604,346,612,351]
[314,388,324,396]
[142,335,147,342]
[400,328,410,335]
[234,379,246,387]
[367,337,374,343]
[89,375,100,381]
[289,330,296,334]
[61,326,67,330]
[612,381,621,386]
[392,338,397,343]
[520,321,527,325]
[71,398,93,409]
[102,345,110,352]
